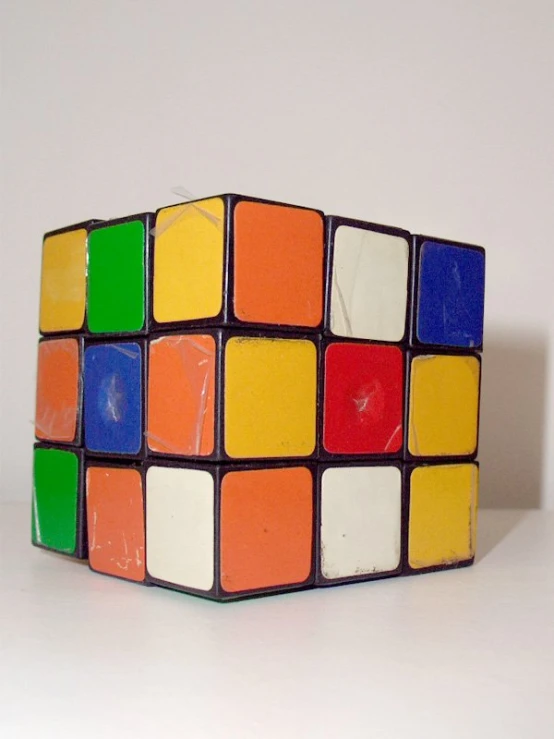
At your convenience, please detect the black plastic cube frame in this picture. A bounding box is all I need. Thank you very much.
[83,336,148,460]
[39,219,103,337]
[144,458,317,602]
[84,458,152,586]
[35,334,84,447]
[409,234,486,353]
[85,212,154,339]
[403,349,482,464]
[315,460,405,588]
[32,442,87,560]
[401,461,478,576]
[148,193,326,334]
[146,327,320,463]
[317,336,406,462]
[323,215,413,344]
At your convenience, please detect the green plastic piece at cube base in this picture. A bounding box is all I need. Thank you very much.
[32,447,79,554]
[87,219,146,334]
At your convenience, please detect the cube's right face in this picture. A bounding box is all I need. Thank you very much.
[151,197,325,329]
[145,465,314,598]
[146,334,318,460]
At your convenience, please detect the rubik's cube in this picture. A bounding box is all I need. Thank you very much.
[33,194,485,600]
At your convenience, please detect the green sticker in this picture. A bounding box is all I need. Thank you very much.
[32,447,79,554]
[87,220,146,333]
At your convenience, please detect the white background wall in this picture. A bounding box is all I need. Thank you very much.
[1,0,553,507]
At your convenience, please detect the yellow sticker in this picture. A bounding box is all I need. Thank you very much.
[409,463,478,569]
[224,337,317,458]
[39,229,87,332]
[153,197,225,322]
[408,354,480,456]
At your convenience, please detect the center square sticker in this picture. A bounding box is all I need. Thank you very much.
[322,342,404,456]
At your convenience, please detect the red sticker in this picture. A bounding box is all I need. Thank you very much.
[323,343,404,454]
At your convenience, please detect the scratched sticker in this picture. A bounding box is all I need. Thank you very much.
[408,463,478,568]
[86,466,145,582]
[330,225,409,342]
[147,335,216,456]
[320,466,402,579]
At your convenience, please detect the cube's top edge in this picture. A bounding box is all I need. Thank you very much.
[326,214,412,241]
[43,219,103,240]
[415,233,486,256]
[155,193,325,218]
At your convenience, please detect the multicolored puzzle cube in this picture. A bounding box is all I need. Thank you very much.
[33,194,485,600]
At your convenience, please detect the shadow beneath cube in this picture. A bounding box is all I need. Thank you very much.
[478,328,548,509]
[475,509,529,562]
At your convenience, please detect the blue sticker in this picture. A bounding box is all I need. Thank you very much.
[417,242,485,348]
[84,343,142,454]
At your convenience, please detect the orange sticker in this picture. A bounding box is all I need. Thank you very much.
[147,335,216,456]
[87,467,145,582]
[233,201,324,327]
[220,467,313,592]
[35,338,80,442]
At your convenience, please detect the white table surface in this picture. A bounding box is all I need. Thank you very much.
[1,503,553,738]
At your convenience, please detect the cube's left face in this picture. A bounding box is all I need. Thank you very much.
[39,228,87,333]
[32,447,82,556]
[87,220,147,334]
[35,338,81,443]
[84,342,143,455]
[224,337,318,458]
[328,225,409,342]
[87,466,145,582]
